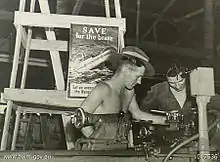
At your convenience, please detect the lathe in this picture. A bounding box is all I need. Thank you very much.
[70,106,220,162]
[68,67,220,162]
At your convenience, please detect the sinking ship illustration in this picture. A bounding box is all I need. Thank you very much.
[76,47,116,72]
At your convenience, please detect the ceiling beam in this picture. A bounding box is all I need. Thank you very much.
[142,0,179,39]
[84,0,172,20]
[174,21,202,48]
[126,39,212,59]
[139,41,211,59]
[72,0,85,15]
[174,8,204,23]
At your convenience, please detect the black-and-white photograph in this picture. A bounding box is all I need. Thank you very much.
[0,0,219,162]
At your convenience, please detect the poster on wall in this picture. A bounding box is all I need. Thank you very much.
[67,23,120,98]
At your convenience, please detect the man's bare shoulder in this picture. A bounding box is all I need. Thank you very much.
[92,82,112,96]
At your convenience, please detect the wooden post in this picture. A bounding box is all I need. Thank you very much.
[38,0,65,89]
[0,0,26,150]
[11,0,36,150]
[23,113,33,149]
[114,0,121,18]
[104,0,110,18]
[114,0,124,49]
[72,0,85,15]
[21,14,35,86]
[38,0,73,150]
[135,0,140,45]
[11,110,21,150]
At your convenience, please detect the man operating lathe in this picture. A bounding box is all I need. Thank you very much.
[73,46,166,149]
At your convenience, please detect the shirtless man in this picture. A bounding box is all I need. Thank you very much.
[77,46,166,139]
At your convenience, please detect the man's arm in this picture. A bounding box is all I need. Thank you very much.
[81,83,110,113]
[140,85,160,112]
[127,90,166,125]
[80,83,110,137]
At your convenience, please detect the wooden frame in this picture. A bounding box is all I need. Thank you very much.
[1,0,125,151]
[3,88,83,108]
[15,12,125,52]
[14,12,126,30]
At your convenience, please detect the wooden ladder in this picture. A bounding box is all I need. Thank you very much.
[1,0,125,150]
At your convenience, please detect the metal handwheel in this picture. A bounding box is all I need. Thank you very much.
[71,107,86,128]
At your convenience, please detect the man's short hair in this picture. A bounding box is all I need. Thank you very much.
[166,63,185,77]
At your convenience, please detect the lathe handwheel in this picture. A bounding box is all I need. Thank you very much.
[72,107,86,128]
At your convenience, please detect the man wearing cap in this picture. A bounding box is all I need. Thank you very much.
[74,46,165,149]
